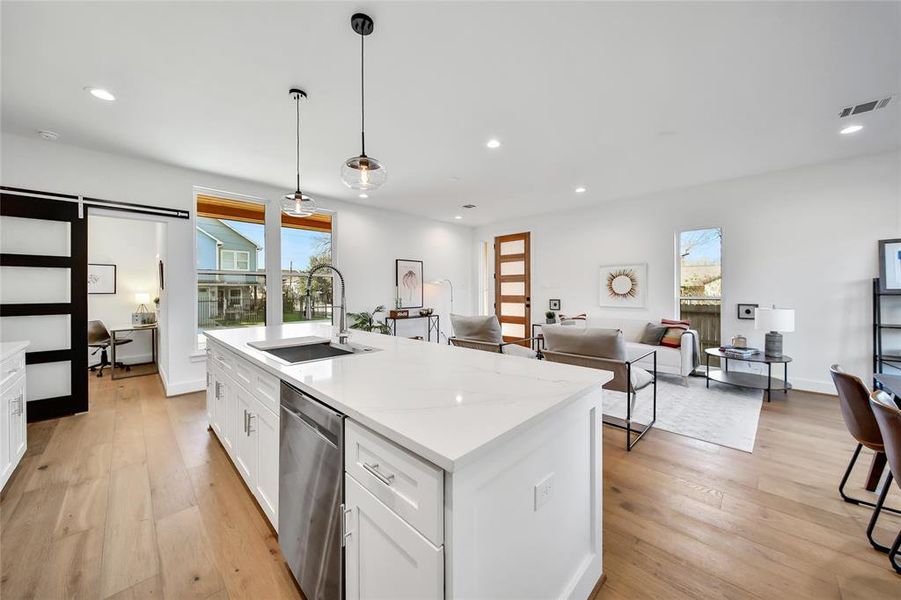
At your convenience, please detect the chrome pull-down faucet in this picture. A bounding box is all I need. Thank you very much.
[305,264,348,345]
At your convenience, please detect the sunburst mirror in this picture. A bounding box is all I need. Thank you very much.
[599,264,647,307]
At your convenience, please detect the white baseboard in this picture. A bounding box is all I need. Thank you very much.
[790,377,836,395]
[158,364,206,397]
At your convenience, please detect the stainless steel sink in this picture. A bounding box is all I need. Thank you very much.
[247,336,378,365]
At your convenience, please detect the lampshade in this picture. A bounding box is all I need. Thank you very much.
[134,292,151,304]
[755,307,795,332]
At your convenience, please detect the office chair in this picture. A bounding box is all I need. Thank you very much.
[88,320,131,377]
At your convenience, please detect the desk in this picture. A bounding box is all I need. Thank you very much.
[385,314,440,343]
[110,323,158,380]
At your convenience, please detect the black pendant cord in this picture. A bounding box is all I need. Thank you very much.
[295,93,301,193]
[360,33,366,157]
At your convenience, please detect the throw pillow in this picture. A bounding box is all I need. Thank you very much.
[660,318,690,348]
[450,314,503,343]
[639,323,667,346]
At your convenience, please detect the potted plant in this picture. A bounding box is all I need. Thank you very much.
[545,310,556,324]
[348,305,391,334]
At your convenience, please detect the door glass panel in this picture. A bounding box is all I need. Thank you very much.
[500,303,525,317]
[0,216,71,256]
[0,315,71,351]
[500,281,525,296]
[499,240,524,255]
[26,361,71,401]
[0,266,70,303]
[500,261,524,276]
[501,323,525,339]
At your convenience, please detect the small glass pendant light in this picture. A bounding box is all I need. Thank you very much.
[340,13,387,191]
[282,88,317,217]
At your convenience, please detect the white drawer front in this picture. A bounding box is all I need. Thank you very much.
[345,420,443,546]
[209,342,234,374]
[229,353,279,415]
[0,352,26,392]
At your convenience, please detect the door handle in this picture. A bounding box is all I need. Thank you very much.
[214,382,221,399]
[247,412,255,435]
[362,462,395,486]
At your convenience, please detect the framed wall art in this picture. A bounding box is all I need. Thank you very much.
[88,263,117,294]
[396,259,424,309]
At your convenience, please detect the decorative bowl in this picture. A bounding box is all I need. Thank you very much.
[419,308,434,316]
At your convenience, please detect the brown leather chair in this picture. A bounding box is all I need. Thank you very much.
[829,366,899,512]
[868,389,901,573]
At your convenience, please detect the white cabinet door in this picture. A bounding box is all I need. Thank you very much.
[205,354,214,426]
[253,399,279,528]
[234,388,257,487]
[345,475,443,600]
[9,377,26,463]
[0,384,11,486]
[211,372,224,436]
[223,375,238,459]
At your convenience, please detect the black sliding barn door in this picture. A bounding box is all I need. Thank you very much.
[0,193,88,420]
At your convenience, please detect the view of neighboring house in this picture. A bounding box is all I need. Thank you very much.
[196,216,265,328]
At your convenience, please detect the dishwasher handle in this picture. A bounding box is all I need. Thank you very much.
[282,404,339,449]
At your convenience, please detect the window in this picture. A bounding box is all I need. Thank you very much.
[281,211,333,322]
[195,194,266,346]
[678,227,722,362]
[221,249,250,271]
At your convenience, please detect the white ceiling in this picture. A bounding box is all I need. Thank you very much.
[2,1,899,226]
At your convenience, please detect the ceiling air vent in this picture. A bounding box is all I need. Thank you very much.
[839,95,893,118]
[461,204,476,209]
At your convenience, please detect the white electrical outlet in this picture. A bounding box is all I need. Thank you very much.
[534,473,554,511]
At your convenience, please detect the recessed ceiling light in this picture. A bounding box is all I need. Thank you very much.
[454,215,462,220]
[840,124,863,135]
[575,186,587,193]
[84,87,116,101]
[38,130,60,141]
[486,139,501,149]
[359,193,369,199]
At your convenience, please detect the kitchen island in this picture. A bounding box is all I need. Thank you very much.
[204,322,610,599]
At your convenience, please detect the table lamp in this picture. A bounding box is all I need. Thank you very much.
[755,306,795,357]
[132,292,157,326]
[134,292,152,314]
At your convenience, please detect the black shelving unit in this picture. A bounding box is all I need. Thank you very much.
[873,278,901,388]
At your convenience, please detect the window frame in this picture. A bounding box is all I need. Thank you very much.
[220,249,251,272]
[192,187,339,354]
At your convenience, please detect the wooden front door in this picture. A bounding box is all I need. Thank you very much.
[494,232,531,344]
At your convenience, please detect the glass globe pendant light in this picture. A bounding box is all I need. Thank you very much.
[340,13,386,191]
[282,88,317,217]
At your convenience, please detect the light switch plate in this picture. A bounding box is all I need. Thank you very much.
[534,473,554,511]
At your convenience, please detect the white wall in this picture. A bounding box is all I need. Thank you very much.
[474,151,901,394]
[87,213,161,364]
[2,132,473,395]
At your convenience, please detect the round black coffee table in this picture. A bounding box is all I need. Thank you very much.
[704,348,792,402]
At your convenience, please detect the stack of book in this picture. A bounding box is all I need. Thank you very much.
[719,344,759,359]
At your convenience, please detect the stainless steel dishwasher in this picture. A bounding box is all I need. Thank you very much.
[279,382,344,600]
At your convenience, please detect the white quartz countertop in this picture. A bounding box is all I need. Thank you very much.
[0,341,29,362]
[205,323,611,472]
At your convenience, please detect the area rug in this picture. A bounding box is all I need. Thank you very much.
[603,373,764,452]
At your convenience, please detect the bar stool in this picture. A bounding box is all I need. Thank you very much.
[868,389,901,573]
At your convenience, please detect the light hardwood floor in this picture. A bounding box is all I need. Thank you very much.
[1,373,899,599]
